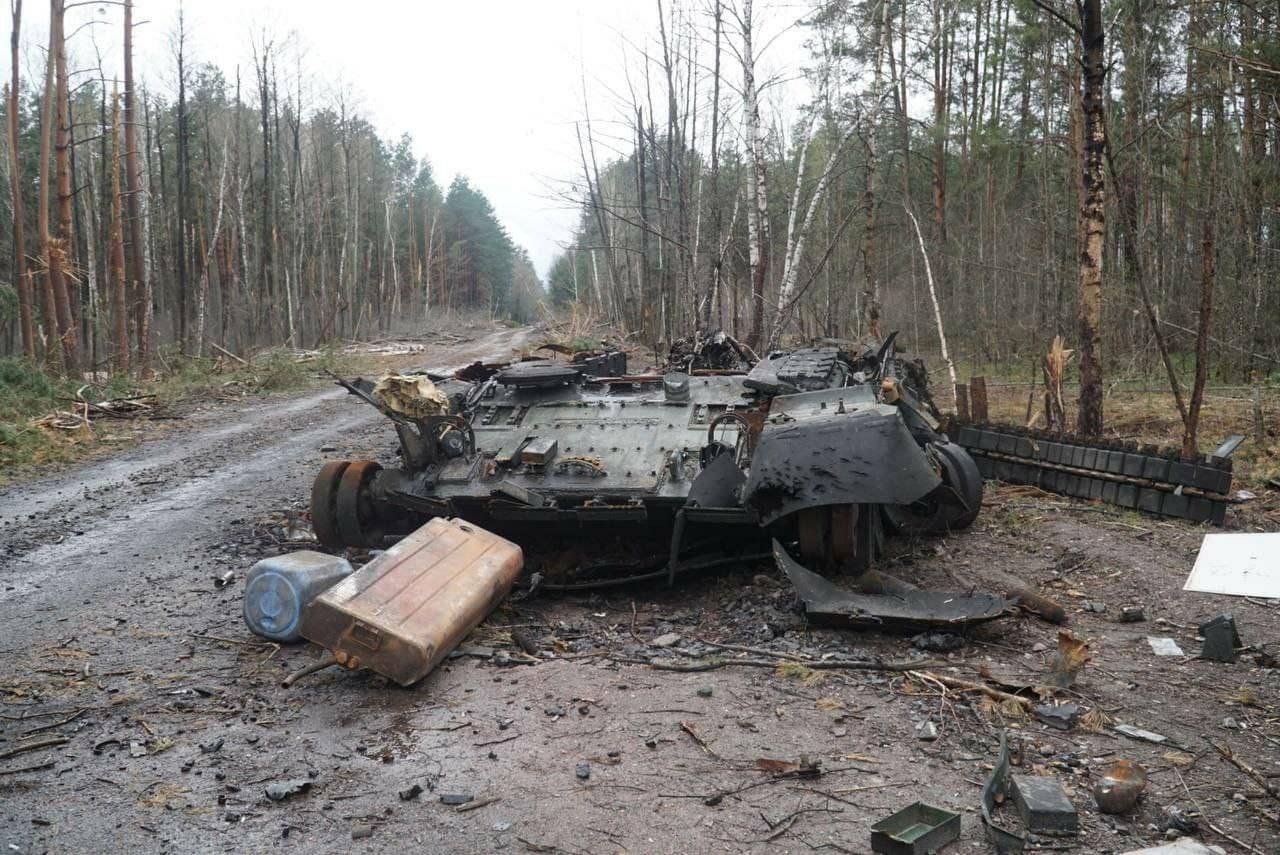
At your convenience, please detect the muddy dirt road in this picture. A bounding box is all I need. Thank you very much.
[2,325,1278,854]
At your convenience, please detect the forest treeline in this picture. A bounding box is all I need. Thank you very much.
[548,0,1278,417]
[1,0,541,375]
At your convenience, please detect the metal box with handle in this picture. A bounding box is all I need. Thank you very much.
[299,517,523,686]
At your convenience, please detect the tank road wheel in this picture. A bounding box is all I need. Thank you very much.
[335,460,385,548]
[310,461,349,549]
[882,443,984,535]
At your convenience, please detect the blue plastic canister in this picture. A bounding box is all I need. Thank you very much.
[242,551,354,642]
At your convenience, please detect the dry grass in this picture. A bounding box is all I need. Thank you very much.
[0,346,363,482]
[977,379,1279,485]
[775,662,829,687]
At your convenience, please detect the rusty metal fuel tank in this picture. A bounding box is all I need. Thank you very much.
[299,517,523,686]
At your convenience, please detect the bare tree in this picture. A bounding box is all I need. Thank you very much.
[767,116,854,350]
[1033,0,1106,435]
[737,0,770,350]
[36,2,64,368]
[174,3,190,351]
[50,0,79,369]
[7,0,34,358]
[193,136,230,356]
[108,83,128,372]
[123,0,151,371]
[1074,0,1105,436]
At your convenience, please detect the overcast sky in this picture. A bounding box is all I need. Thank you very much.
[14,0,810,278]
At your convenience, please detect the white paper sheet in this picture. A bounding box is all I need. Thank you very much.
[1183,532,1280,598]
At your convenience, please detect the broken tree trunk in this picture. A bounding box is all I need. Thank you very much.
[1043,335,1071,432]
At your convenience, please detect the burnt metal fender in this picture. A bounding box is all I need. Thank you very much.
[744,409,941,525]
[774,540,1008,629]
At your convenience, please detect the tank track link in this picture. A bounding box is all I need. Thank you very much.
[952,422,1233,525]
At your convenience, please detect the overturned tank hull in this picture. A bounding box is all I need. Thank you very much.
[312,335,984,585]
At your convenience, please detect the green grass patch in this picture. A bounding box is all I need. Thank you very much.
[0,346,362,477]
[0,357,88,471]
[149,345,359,404]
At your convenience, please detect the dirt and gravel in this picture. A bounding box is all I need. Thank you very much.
[2,326,1278,855]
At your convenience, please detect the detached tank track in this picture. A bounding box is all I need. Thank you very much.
[951,422,1232,525]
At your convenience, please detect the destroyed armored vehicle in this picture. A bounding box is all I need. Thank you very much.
[312,334,985,586]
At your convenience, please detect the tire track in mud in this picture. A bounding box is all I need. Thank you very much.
[0,325,534,607]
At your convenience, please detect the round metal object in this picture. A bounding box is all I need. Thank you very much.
[882,443,984,534]
[310,460,349,549]
[336,460,384,548]
[663,372,690,401]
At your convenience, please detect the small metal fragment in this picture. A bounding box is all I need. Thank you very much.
[980,731,1027,853]
[915,721,938,741]
[1198,614,1240,663]
[1034,702,1080,731]
[1119,606,1146,623]
[264,779,312,802]
[1011,774,1078,834]
[1113,724,1169,744]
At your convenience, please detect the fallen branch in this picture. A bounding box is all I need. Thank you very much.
[456,795,500,812]
[695,638,809,661]
[680,721,721,759]
[830,781,913,795]
[1207,821,1268,855]
[192,633,273,648]
[0,760,55,776]
[21,708,87,736]
[907,671,1036,710]
[1212,740,1280,803]
[282,655,338,688]
[210,341,249,366]
[613,655,943,673]
[759,806,842,842]
[0,736,70,760]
